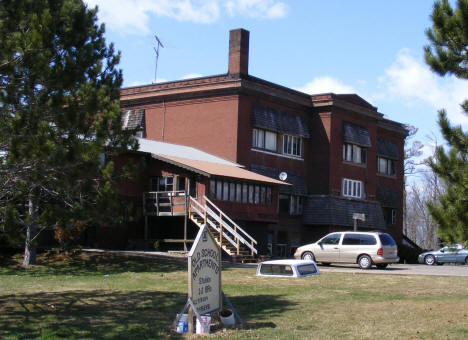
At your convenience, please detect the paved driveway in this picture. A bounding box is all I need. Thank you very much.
[318,263,468,277]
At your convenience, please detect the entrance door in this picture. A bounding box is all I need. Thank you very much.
[188,178,197,197]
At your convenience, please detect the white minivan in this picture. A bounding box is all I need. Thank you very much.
[294,231,399,269]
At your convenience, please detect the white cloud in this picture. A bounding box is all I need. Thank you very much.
[180,73,203,79]
[85,0,287,34]
[377,49,468,127]
[225,0,288,19]
[86,0,220,33]
[295,76,355,95]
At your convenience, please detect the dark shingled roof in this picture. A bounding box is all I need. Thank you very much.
[343,121,371,147]
[376,138,399,160]
[123,109,145,130]
[251,103,310,138]
[303,195,386,229]
[250,164,307,195]
[376,187,399,208]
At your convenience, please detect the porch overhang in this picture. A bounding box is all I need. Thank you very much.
[151,153,290,186]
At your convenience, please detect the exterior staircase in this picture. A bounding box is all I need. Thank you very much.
[188,196,258,263]
[143,191,258,263]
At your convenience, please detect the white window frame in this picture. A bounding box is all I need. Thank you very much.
[283,134,302,157]
[342,178,364,199]
[157,176,174,192]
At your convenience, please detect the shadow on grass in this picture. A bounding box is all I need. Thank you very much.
[0,290,293,338]
[226,293,296,331]
[0,252,187,277]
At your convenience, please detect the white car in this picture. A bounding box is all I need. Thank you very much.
[294,231,399,269]
[256,259,320,278]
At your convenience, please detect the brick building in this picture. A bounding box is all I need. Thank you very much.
[118,28,408,258]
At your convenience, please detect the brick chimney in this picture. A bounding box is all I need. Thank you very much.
[228,28,249,76]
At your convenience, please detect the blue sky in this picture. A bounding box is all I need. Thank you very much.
[85,0,467,171]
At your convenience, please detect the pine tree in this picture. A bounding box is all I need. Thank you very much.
[424,0,468,246]
[0,0,138,264]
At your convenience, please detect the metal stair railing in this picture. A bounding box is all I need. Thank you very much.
[143,190,186,216]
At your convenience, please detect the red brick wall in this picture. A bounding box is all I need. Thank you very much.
[143,95,240,162]
[308,111,331,194]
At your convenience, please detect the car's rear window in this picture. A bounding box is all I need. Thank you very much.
[259,264,294,276]
[297,264,318,275]
[379,233,396,246]
[342,233,376,245]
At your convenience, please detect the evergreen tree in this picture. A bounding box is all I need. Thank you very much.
[424,0,468,245]
[0,0,138,264]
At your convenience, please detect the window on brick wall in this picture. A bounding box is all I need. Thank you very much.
[210,179,272,205]
[290,195,303,215]
[383,207,397,225]
[283,134,302,157]
[377,157,396,176]
[279,194,303,215]
[342,178,365,199]
[253,128,277,151]
[343,143,367,165]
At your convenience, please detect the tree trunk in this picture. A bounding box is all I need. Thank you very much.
[23,223,37,265]
[23,191,38,266]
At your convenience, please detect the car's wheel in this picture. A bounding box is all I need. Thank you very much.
[424,254,436,266]
[301,252,315,261]
[465,256,468,265]
[376,263,388,269]
[358,255,372,269]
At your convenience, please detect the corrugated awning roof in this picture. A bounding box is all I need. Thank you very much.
[137,137,241,167]
[152,154,289,185]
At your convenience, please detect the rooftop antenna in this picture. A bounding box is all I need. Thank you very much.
[153,34,164,83]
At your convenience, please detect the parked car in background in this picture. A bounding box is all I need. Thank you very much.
[418,245,468,265]
[256,259,320,278]
[294,231,399,269]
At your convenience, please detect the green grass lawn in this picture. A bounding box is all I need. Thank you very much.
[1,251,467,340]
